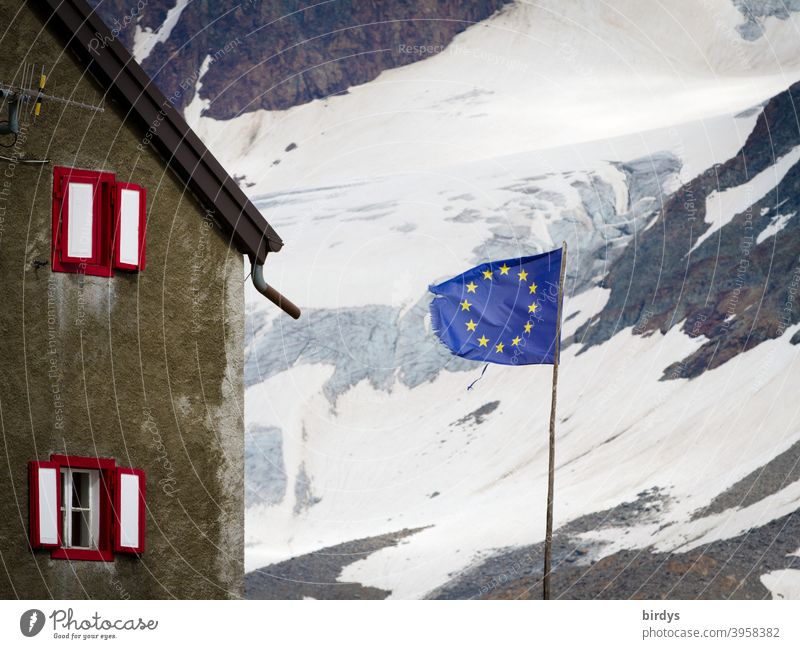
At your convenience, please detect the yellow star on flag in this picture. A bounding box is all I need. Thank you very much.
[511,336,521,346]
[466,281,477,293]
[529,282,538,294]
[499,263,510,275]
[524,322,533,334]
[477,335,489,347]
[465,319,477,332]
[460,299,472,311]
[528,302,539,314]
[482,269,493,280]
[518,269,528,281]
[495,342,505,353]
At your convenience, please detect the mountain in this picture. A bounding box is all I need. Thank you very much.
[577,82,800,381]
[240,84,800,599]
[98,0,800,598]
[93,0,511,117]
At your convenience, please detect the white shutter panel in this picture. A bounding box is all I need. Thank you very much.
[114,468,145,553]
[113,183,147,271]
[66,182,95,258]
[29,461,60,548]
[60,175,101,265]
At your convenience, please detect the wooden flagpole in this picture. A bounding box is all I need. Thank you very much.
[543,240,567,600]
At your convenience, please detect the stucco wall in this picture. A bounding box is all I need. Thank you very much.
[0,2,244,598]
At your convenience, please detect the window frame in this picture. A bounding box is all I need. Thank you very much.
[49,455,115,562]
[59,467,100,551]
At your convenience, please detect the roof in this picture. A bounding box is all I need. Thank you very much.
[34,0,282,264]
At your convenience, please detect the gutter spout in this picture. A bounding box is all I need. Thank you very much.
[249,256,301,319]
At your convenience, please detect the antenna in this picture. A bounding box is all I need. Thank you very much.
[0,62,104,148]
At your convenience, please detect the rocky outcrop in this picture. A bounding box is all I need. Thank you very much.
[576,81,800,380]
[433,497,800,600]
[93,0,512,118]
[246,527,426,599]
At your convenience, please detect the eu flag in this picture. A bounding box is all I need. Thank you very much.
[429,247,564,365]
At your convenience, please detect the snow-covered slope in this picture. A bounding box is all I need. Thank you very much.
[245,320,800,598]
[175,0,800,598]
[188,0,800,190]
[240,118,800,597]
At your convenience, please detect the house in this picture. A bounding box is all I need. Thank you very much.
[0,0,298,598]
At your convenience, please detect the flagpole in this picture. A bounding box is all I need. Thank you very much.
[543,240,567,600]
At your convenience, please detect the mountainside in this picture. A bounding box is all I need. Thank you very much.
[93,0,511,117]
[184,0,800,191]
[240,85,800,598]
[101,0,800,599]
[577,82,800,380]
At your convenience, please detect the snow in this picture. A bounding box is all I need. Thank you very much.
[187,0,800,192]
[241,150,667,311]
[245,319,800,597]
[757,211,797,245]
[212,0,800,597]
[133,0,190,62]
[690,145,800,253]
[561,286,611,340]
[761,570,800,599]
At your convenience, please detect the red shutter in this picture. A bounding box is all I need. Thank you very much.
[52,166,116,277]
[113,468,145,554]
[29,461,61,549]
[113,183,147,271]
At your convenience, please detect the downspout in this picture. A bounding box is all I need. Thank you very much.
[248,255,301,319]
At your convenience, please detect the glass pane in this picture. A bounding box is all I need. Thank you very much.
[60,470,65,509]
[71,510,91,548]
[72,472,90,508]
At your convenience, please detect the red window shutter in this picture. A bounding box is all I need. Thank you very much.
[113,468,145,554]
[113,183,147,271]
[28,461,61,549]
[52,167,116,278]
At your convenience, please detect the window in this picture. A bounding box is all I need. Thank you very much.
[29,455,145,561]
[52,167,147,277]
[60,468,100,550]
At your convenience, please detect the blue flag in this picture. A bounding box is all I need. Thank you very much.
[429,248,564,365]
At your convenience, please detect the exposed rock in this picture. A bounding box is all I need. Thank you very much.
[451,401,500,427]
[692,438,800,519]
[245,527,427,599]
[432,497,800,600]
[576,82,800,380]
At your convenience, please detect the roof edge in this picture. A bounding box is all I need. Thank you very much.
[34,0,282,262]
